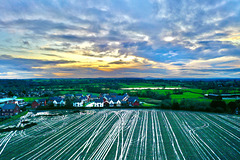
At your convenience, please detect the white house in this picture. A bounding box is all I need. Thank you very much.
[109,98,121,107]
[73,98,85,107]
[53,98,65,107]
[94,99,104,107]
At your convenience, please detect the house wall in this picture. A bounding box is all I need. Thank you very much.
[13,105,20,114]
[32,101,39,109]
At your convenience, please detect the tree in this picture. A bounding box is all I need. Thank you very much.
[228,102,237,113]
[172,101,180,110]
[210,100,227,112]
[7,91,14,97]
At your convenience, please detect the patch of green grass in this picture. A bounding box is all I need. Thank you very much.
[142,102,156,107]
[184,89,204,94]
[18,97,48,102]
[0,111,28,125]
[171,92,204,99]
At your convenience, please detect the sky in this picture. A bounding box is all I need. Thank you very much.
[0,0,240,79]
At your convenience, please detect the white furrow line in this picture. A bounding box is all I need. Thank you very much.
[49,114,108,160]
[89,111,132,160]
[144,111,148,160]
[139,111,147,160]
[185,112,218,159]
[0,130,16,156]
[9,115,75,146]
[138,111,146,160]
[151,111,156,160]
[114,121,121,160]
[102,112,132,160]
[209,115,240,132]
[134,111,144,160]
[30,113,103,160]
[201,114,240,142]
[165,112,186,160]
[196,114,240,155]
[184,121,212,159]
[219,115,240,127]
[174,113,211,159]
[162,112,181,160]
[155,111,167,160]
[16,114,93,159]
[123,111,139,160]
[187,114,221,160]
[87,117,122,160]
[0,132,12,148]
[69,113,116,159]
[86,112,122,159]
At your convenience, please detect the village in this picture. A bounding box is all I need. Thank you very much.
[0,93,140,119]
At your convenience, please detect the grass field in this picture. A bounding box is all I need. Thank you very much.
[0,110,239,159]
[18,97,48,102]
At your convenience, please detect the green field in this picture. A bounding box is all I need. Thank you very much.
[0,110,239,159]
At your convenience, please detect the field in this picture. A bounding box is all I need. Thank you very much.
[0,110,239,159]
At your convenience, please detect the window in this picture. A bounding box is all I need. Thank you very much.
[10,109,13,112]
[2,109,5,112]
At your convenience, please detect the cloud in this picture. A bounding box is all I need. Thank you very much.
[0,0,239,78]
[108,60,128,64]
[52,72,74,77]
[0,54,76,72]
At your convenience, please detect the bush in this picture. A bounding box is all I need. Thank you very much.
[179,99,210,111]
[161,99,172,109]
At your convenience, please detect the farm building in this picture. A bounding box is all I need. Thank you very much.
[205,94,240,100]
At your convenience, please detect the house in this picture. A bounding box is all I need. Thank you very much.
[75,94,83,99]
[121,101,128,107]
[109,98,121,107]
[0,98,15,107]
[31,99,47,109]
[104,101,109,107]
[65,94,74,99]
[94,98,104,107]
[1,104,20,117]
[128,97,140,106]
[32,100,40,109]
[49,97,60,102]
[73,98,85,107]
[88,94,99,101]
[53,98,65,107]
[38,99,47,106]
[122,93,129,101]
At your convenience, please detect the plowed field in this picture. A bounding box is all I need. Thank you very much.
[0,110,239,159]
